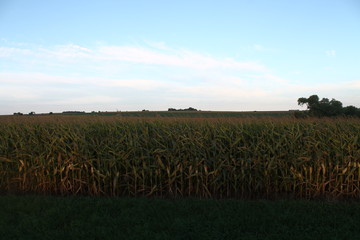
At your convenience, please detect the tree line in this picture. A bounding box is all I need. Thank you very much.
[297,95,360,117]
[11,96,359,118]
[168,107,198,111]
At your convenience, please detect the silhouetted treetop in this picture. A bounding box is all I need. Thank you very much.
[297,95,359,117]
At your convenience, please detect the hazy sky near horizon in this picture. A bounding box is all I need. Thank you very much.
[1,0,359,114]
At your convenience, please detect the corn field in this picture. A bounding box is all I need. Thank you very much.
[0,116,359,199]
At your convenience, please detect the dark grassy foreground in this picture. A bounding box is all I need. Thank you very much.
[1,195,360,240]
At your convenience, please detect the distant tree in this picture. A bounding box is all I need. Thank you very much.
[328,99,343,116]
[343,105,360,117]
[343,105,356,116]
[298,95,318,108]
[297,95,358,117]
[29,111,35,115]
[297,95,321,115]
[168,107,198,111]
[62,111,85,115]
[49,112,53,115]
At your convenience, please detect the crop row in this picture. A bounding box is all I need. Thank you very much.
[0,118,359,199]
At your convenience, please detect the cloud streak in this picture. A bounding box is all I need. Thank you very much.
[325,49,336,58]
[1,42,268,72]
[0,47,32,58]
[0,41,359,114]
[100,46,266,71]
[0,70,359,114]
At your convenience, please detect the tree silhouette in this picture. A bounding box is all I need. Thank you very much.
[297,95,358,117]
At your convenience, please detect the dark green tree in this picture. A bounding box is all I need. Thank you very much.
[297,95,319,110]
[297,95,352,117]
[343,105,360,117]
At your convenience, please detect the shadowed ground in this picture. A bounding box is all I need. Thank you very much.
[1,194,359,240]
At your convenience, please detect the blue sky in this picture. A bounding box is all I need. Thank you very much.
[1,0,359,114]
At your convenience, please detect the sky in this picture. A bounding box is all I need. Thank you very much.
[0,0,359,114]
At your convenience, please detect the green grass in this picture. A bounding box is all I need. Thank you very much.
[1,194,360,240]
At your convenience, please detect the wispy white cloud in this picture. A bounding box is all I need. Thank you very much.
[97,45,267,71]
[0,47,32,58]
[42,44,93,59]
[0,72,174,91]
[253,44,264,51]
[348,80,360,89]
[170,84,269,99]
[246,44,274,52]
[97,79,174,90]
[0,41,358,114]
[49,95,122,105]
[262,73,288,84]
[0,72,84,84]
[0,71,359,113]
[145,41,172,51]
[0,86,41,100]
[325,49,336,57]
[1,42,267,72]
[289,80,360,92]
